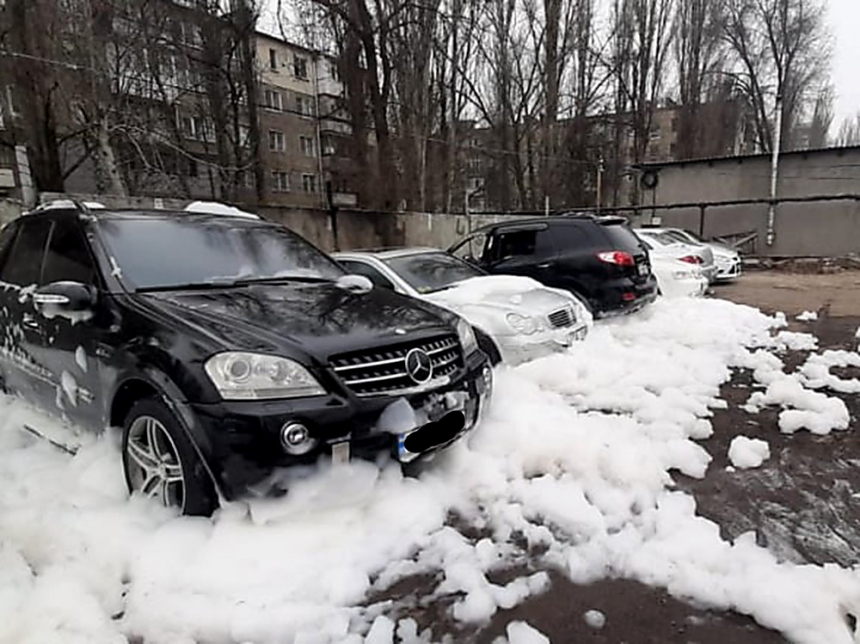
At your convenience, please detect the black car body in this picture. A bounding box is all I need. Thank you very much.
[449,214,658,316]
[0,205,492,514]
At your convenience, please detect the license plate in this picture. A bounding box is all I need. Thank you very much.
[331,440,350,465]
[637,263,649,276]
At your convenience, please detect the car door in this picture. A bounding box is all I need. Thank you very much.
[32,213,104,428]
[483,225,556,284]
[0,216,54,404]
[541,222,602,297]
[449,232,488,266]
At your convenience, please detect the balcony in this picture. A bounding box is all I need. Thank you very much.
[317,77,343,97]
[320,118,352,135]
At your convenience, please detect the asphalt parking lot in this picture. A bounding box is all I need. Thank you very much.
[379,269,860,644]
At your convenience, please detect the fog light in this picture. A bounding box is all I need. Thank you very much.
[280,422,317,455]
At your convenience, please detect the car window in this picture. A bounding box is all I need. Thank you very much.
[42,216,96,285]
[664,230,696,244]
[0,218,52,287]
[601,224,647,252]
[0,222,20,273]
[552,223,597,250]
[450,232,487,262]
[339,259,396,290]
[97,216,345,290]
[384,252,485,294]
[491,228,552,262]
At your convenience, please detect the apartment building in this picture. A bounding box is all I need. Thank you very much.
[255,32,359,210]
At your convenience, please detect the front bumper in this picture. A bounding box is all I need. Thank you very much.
[714,257,742,280]
[496,323,589,365]
[189,351,492,500]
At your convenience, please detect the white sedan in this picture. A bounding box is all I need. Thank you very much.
[335,248,592,366]
[635,234,708,298]
[657,227,742,282]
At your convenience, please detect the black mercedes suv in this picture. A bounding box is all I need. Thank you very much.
[0,205,492,515]
[450,214,658,316]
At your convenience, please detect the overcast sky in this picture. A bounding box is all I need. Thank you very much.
[827,0,860,129]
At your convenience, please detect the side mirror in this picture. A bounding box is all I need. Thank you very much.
[33,281,96,312]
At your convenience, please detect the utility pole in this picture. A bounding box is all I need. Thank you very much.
[767,93,783,246]
[596,156,604,212]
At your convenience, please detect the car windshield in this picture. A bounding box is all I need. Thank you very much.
[639,230,680,247]
[666,229,702,244]
[97,216,344,291]
[384,252,485,294]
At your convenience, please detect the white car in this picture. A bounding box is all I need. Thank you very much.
[636,229,717,282]
[335,248,592,365]
[635,234,707,298]
[657,228,742,282]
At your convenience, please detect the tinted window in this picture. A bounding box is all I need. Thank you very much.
[339,260,395,290]
[385,253,485,294]
[0,223,19,271]
[0,218,51,286]
[97,217,345,290]
[42,217,96,285]
[490,228,552,262]
[552,223,598,250]
[601,224,645,253]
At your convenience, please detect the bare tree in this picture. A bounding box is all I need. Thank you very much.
[835,112,860,147]
[805,83,832,148]
[722,0,830,153]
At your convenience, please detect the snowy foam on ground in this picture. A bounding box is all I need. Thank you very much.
[797,310,819,322]
[1,298,859,644]
[728,436,771,469]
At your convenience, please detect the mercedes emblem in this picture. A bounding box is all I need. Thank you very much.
[404,348,433,384]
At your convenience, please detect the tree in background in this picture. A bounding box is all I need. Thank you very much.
[722,0,830,153]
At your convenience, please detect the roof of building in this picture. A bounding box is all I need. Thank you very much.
[637,145,860,171]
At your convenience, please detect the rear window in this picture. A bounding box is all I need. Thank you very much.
[600,223,644,253]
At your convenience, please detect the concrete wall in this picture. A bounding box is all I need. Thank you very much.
[639,147,860,257]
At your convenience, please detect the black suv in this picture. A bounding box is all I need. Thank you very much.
[450,215,658,316]
[0,205,492,515]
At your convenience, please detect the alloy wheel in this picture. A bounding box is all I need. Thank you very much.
[125,415,186,510]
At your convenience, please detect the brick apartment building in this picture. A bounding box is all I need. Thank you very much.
[0,0,359,211]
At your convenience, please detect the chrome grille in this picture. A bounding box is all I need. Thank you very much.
[330,335,462,397]
[548,307,575,328]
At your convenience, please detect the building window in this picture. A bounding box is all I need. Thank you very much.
[299,135,316,157]
[468,176,484,191]
[301,173,317,193]
[269,48,277,71]
[671,117,679,133]
[238,171,255,189]
[238,125,250,148]
[6,86,21,117]
[328,61,339,82]
[268,130,285,152]
[294,55,308,80]
[296,95,314,117]
[271,171,289,192]
[181,115,211,142]
[184,157,198,178]
[467,157,481,170]
[264,89,282,111]
[649,126,661,141]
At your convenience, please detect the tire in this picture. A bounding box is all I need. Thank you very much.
[474,328,503,366]
[121,397,217,516]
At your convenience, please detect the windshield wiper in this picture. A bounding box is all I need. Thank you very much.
[135,278,243,293]
[232,275,335,286]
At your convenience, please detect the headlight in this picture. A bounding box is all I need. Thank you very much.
[457,319,478,354]
[204,352,325,400]
[506,312,538,335]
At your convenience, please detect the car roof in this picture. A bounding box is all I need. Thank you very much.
[472,213,627,234]
[23,206,273,227]
[337,247,444,260]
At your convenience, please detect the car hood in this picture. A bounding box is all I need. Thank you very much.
[139,281,457,360]
[425,275,573,314]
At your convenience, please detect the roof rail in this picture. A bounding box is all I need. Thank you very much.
[31,198,93,214]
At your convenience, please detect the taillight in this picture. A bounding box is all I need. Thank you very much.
[597,251,635,266]
[679,255,703,264]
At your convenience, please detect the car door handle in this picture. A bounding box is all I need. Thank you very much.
[537,262,553,269]
[22,318,40,331]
